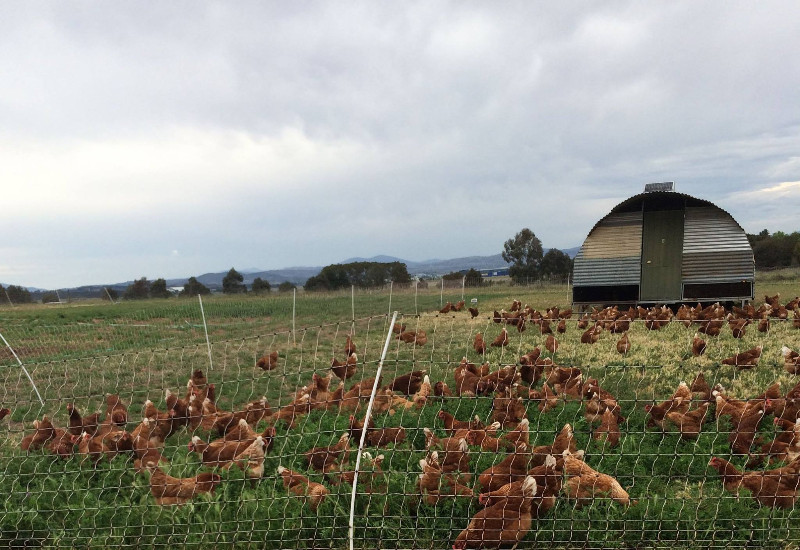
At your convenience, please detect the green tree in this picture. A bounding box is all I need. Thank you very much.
[304,265,349,291]
[751,231,800,268]
[304,262,411,291]
[251,277,271,294]
[442,271,463,281]
[464,268,483,287]
[278,281,296,293]
[387,262,412,285]
[150,278,172,299]
[539,248,573,279]
[222,268,247,294]
[40,291,59,304]
[181,277,211,297]
[5,284,33,304]
[502,228,543,284]
[747,229,770,246]
[124,277,150,300]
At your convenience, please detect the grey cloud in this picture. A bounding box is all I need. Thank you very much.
[0,2,798,288]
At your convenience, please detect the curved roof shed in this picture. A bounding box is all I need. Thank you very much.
[572,188,754,306]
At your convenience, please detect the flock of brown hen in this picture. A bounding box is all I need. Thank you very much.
[12,291,800,548]
[19,371,275,505]
[474,294,800,371]
[428,293,800,546]
[416,334,632,546]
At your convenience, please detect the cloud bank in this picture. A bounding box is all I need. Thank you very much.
[1,2,798,288]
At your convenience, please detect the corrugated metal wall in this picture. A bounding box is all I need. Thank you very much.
[573,211,642,286]
[682,207,754,283]
[573,194,755,303]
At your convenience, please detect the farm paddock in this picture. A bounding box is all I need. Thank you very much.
[1,278,799,549]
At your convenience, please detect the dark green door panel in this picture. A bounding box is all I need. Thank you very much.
[640,210,684,301]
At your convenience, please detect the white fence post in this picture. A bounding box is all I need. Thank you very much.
[461,276,466,301]
[348,311,398,550]
[415,280,418,316]
[440,278,444,307]
[292,288,297,346]
[104,287,117,304]
[0,332,44,406]
[198,295,213,370]
[567,269,572,305]
[3,287,14,307]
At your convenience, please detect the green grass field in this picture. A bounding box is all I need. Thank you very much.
[0,276,799,549]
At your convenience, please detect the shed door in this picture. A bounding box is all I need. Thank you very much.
[640,210,684,301]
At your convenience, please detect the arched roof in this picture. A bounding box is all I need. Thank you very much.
[586,191,747,237]
[573,189,754,303]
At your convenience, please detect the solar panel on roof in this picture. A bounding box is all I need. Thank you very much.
[644,182,674,192]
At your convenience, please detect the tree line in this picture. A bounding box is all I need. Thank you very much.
[0,284,33,304]
[304,261,411,291]
[748,230,800,268]
[119,270,298,300]
[442,268,485,286]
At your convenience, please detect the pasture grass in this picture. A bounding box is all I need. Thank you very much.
[0,275,798,548]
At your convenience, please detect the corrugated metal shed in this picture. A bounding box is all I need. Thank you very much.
[572,191,754,305]
[573,211,642,286]
[682,207,754,283]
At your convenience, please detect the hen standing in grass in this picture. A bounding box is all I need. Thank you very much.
[490,328,509,347]
[105,394,128,427]
[545,335,558,354]
[146,464,222,506]
[344,334,357,356]
[256,350,279,371]
[473,333,486,355]
[691,334,707,357]
[722,346,763,369]
[616,332,630,355]
[452,476,537,549]
[277,466,329,511]
[783,346,800,375]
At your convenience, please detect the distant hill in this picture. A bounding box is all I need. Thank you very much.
[561,246,580,258]
[408,254,510,275]
[0,284,48,292]
[341,248,579,275]
[164,254,512,288]
[165,266,322,289]
[341,255,406,264]
[334,254,509,275]
[171,247,578,287]
[25,246,579,294]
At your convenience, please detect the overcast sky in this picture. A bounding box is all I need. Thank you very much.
[2,2,799,289]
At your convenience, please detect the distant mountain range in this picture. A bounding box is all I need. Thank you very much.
[343,254,510,276]
[4,247,579,296]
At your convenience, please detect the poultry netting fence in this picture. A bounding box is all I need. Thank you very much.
[0,290,799,549]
